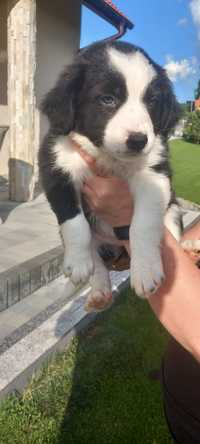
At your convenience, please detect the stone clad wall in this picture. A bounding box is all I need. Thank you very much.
[0,0,8,105]
[7,0,37,201]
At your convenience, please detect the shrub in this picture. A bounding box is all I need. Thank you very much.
[183,110,200,144]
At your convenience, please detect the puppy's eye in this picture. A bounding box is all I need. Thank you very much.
[99,95,116,107]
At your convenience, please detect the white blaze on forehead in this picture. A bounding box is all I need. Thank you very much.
[108,47,156,99]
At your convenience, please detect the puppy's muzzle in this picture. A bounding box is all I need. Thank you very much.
[126,132,148,153]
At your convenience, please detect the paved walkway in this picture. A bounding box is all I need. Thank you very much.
[0,193,60,273]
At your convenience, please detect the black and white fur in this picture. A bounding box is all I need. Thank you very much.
[39,41,182,307]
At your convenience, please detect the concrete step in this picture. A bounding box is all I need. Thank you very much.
[0,244,63,313]
[0,269,129,399]
[0,275,77,351]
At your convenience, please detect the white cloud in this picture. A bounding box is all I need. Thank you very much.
[190,0,200,40]
[177,17,188,26]
[164,56,197,81]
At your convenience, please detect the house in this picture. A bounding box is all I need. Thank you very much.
[186,99,200,113]
[0,0,133,203]
[195,98,200,111]
[186,100,195,113]
[173,119,186,138]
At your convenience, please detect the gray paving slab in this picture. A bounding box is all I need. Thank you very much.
[0,192,61,310]
[0,193,60,272]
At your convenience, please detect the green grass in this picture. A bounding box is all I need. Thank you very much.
[0,290,172,444]
[170,139,200,204]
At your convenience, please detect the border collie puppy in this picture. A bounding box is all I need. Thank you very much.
[39,41,182,310]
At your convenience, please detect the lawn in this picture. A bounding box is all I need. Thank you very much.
[0,138,198,444]
[0,290,172,444]
[170,139,200,204]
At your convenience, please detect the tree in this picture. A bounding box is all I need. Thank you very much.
[195,79,200,100]
[179,102,191,116]
[183,110,200,144]
[179,102,187,114]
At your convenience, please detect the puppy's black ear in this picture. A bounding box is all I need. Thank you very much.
[40,63,83,135]
[158,76,181,137]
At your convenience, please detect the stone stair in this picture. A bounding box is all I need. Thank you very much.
[0,269,129,399]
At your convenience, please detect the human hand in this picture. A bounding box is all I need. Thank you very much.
[73,141,133,227]
[82,175,133,227]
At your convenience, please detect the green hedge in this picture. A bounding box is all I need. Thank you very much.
[183,110,200,144]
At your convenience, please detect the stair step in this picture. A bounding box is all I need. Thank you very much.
[0,275,78,353]
[0,269,129,399]
[0,245,63,313]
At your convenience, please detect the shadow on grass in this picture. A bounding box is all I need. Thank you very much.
[55,290,172,444]
[0,289,173,444]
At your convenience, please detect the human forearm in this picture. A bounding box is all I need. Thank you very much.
[125,230,200,362]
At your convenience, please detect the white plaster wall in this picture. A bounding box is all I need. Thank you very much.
[35,0,81,143]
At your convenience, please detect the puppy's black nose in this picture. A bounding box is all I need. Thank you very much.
[127,132,148,152]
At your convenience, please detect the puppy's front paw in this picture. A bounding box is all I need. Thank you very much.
[130,247,165,298]
[63,249,94,285]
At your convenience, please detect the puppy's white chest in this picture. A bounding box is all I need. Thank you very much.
[53,136,93,186]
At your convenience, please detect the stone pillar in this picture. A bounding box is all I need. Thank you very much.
[0,0,8,105]
[7,0,37,201]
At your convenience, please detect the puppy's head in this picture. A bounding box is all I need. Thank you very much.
[41,41,180,159]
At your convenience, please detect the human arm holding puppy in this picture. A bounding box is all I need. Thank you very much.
[82,173,200,363]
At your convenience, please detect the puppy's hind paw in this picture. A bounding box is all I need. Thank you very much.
[85,290,113,312]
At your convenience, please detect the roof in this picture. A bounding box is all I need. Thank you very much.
[82,0,134,36]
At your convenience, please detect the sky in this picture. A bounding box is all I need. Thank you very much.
[80,0,200,103]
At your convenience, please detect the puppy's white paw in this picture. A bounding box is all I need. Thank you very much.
[130,247,165,298]
[85,290,113,312]
[63,249,94,285]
